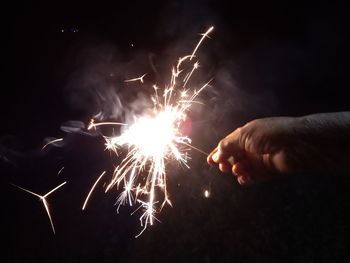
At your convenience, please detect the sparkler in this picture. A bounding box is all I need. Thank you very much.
[14,26,213,236]
[86,26,214,236]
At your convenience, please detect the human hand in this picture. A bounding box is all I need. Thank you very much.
[207,117,313,185]
[208,112,350,185]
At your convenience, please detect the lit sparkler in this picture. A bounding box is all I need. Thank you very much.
[86,26,214,236]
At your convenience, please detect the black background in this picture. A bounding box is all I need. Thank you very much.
[3,0,350,262]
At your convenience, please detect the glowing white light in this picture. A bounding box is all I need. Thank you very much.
[85,26,214,236]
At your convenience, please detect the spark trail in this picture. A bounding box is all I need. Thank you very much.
[12,182,67,234]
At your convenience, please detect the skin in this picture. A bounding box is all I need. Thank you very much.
[207,112,350,185]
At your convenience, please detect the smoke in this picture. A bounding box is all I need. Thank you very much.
[6,0,313,205]
[3,0,294,180]
[4,2,283,165]
[63,43,125,121]
[56,1,310,150]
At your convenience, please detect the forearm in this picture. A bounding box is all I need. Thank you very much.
[296,112,350,174]
[299,112,350,144]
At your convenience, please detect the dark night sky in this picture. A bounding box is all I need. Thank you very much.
[3,0,350,262]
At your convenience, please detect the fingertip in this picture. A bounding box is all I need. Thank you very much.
[237,176,245,185]
[219,162,232,173]
[244,176,254,185]
[206,155,213,165]
[207,154,217,166]
[212,152,218,162]
[232,162,245,175]
[207,147,218,165]
[237,175,254,186]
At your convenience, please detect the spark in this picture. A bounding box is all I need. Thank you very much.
[190,26,214,60]
[124,73,147,83]
[183,61,199,88]
[88,119,127,130]
[133,200,161,238]
[204,190,210,198]
[57,166,65,176]
[42,138,63,150]
[85,26,214,236]
[82,171,106,210]
[181,141,209,156]
[12,181,67,234]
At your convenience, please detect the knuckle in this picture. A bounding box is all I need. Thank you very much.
[218,138,228,150]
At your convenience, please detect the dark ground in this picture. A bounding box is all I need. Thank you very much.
[3,0,350,262]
